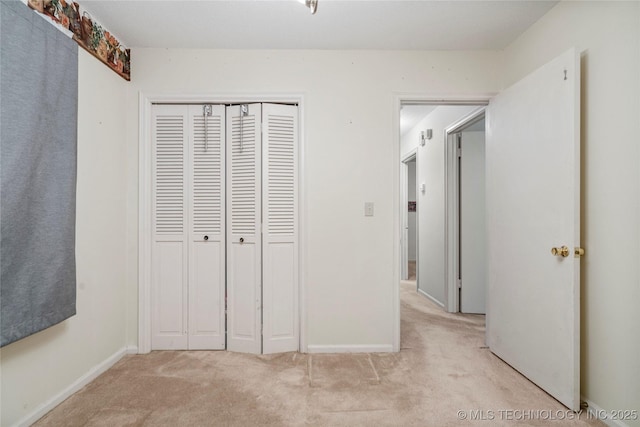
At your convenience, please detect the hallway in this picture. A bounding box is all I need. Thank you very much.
[35,282,602,426]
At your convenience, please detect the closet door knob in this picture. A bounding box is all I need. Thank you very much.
[239,237,244,243]
[203,235,209,241]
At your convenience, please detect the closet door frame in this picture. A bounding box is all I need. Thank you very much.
[138,93,306,354]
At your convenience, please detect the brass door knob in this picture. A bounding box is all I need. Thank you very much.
[551,246,570,257]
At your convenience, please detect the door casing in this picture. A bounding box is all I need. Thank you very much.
[138,93,306,354]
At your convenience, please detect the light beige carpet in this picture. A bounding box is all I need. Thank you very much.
[35,282,603,426]
[408,261,416,281]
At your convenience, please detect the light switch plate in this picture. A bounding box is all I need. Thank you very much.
[364,202,374,217]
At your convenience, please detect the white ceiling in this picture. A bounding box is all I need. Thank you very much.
[82,0,558,50]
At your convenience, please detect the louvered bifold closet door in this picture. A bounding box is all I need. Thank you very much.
[226,104,262,354]
[187,105,226,350]
[151,105,189,350]
[262,104,299,354]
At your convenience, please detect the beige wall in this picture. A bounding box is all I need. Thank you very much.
[503,1,640,423]
[123,49,502,349]
[0,50,130,426]
[127,49,500,351]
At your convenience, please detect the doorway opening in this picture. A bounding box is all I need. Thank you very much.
[445,109,486,314]
[401,151,418,284]
[398,103,487,314]
[395,48,581,410]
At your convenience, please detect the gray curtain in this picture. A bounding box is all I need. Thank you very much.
[1,0,78,347]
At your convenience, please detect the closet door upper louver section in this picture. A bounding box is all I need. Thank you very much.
[153,108,186,235]
[230,109,258,235]
[264,109,296,236]
[191,107,223,236]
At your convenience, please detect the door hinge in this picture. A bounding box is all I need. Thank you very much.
[457,147,462,158]
[457,279,462,289]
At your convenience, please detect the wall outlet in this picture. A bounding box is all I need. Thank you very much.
[364,202,374,217]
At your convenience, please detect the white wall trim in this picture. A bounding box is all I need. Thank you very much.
[580,397,634,427]
[12,347,132,427]
[443,107,487,313]
[138,92,152,354]
[138,92,307,354]
[417,288,445,308]
[307,344,394,354]
[392,95,493,353]
[401,149,417,163]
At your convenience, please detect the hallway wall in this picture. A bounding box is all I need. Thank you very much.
[401,106,478,306]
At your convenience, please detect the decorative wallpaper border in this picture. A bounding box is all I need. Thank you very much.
[27,0,130,81]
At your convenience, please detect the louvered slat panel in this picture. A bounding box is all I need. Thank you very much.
[230,115,257,235]
[262,103,299,355]
[192,114,222,234]
[266,114,295,235]
[155,115,184,234]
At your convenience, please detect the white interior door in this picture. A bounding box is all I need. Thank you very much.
[262,103,299,354]
[226,104,262,354]
[151,105,189,350]
[459,130,486,314]
[187,105,226,350]
[486,48,580,410]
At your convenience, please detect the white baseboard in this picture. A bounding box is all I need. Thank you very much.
[417,288,445,307]
[307,344,394,353]
[581,396,634,427]
[14,346,131,427]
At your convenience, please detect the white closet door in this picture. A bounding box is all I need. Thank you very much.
[187,105,226,350]
[262,104,299,354]
[151,104,189,350]
[226,104,262,354]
